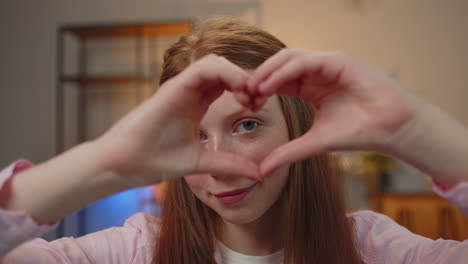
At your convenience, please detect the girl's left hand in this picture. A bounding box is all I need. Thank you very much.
[244,49,418,176]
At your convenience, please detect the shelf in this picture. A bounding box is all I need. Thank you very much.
[56,21,191,238]
[61,75,154,85]
[62,22,192,38]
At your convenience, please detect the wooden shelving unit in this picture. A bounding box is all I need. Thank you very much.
[65,22,192,38]
[61,75,153,85]
[56,21,192,153]
[55,21,191,237]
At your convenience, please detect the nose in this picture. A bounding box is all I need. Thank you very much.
[204,133,234,153]
[203,134,237,181]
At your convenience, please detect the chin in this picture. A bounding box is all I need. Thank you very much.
[213,205,265,225]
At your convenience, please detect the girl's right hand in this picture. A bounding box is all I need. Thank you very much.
[94,54,259,188]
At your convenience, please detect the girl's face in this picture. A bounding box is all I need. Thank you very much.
[184,91,290,224]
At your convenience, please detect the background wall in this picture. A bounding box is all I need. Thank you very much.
[1,0,467,166]
[1,0,467,236]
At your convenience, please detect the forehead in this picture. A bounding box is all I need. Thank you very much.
[203,91,282,119]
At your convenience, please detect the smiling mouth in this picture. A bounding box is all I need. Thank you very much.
[214,183,257,205]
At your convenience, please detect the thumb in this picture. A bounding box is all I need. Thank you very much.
[195,151,260,181]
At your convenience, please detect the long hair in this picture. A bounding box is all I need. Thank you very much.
[153,17,361,264]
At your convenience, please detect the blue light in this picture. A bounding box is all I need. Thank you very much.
[84,187,141,233]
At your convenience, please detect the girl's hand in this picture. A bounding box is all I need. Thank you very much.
[245,49,418,176]
[95,54,259,187]
[4,55,262,224]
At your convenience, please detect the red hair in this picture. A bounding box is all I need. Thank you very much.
[153,17,361,264]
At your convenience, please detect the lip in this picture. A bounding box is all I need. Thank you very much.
[214,183,257,205]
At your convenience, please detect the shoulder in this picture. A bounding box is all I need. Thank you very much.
[122,212,161,246]
[347,209,429,244]
[346,210,467,263]
[68,212,161,263]
[58,212,162,263]
[347,210,419,263]
[347,210,402,230]
[2,213,162,264]
[62,212,161,263]
[124,212,161,230]
[432,180,468,214]
[346,210,421,246]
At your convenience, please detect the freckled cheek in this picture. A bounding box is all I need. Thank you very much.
[184,174,210,191]
[238,135,288,164]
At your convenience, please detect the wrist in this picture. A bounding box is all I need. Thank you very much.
[385,96,468,182]
[384,94,428,157]
[89,137,145,189]
[75,140,138,197]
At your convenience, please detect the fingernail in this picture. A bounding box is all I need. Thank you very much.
[247,78,256,90]
[252,171,263,182]
[234,91,250,106]
[257,82,266,95]
[246,80,253,90]
[259,163,274,179]
[249,97,257,112]
[254,98,267,112]
[246,167,261,181]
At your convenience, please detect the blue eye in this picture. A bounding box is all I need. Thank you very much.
[242,121,257,130]
[236,120,259,133]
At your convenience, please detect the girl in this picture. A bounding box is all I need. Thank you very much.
[1,17,467,263]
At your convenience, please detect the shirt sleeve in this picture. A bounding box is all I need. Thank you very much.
[432,180,468,214]
[350,210,468,263]
[0,159,58,258]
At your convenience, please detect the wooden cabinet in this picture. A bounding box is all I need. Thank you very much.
[371,194,468,240]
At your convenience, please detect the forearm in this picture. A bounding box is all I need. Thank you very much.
[3,141,128,224]
[388,96,468,185]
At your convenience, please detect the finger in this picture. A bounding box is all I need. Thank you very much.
[233,90,260,112]
[259,131,326,178]
[258,54,329,98]
[202,64,247,94]
[216,56,250,93]
[247,80,302,113]
[233,91,251,108]
[196,150,261,181]
[258,53,346,101]
[251,97,268,112]
[247,49,296,92]
[181,55,249,95]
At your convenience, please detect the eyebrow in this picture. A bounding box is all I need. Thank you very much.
[225,107,269,120]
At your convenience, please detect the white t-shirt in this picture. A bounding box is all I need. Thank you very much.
[216,240,284,264]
